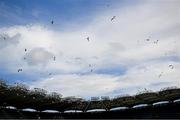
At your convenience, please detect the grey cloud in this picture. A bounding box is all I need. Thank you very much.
[66,57,84,65]
[25,48,54,66]
[107,42,126,54]
[0,33,20,49]
[149,82,173,87]
[109,42,126,50]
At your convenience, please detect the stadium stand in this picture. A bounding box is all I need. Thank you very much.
[0,79,180,119]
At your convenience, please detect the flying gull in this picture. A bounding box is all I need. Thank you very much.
[18,69,23,72]
[53,56,56,61]
[87,37,90,42]
[158,72,163,78]
[146,38,150,41]
[169,65,174,69]
[51,20,54,24]
[111,16,116,21]
[154,40,159,44]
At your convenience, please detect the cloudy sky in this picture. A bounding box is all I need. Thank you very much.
[0,0,180,99]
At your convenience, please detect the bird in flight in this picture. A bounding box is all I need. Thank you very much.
[158,74,162,78]
[86,37,90,42]
[51,20,54,24]
[18,69,22,72]
[25,48,27,52]
[53,56,56,61]
[154,40,159,44]
[111,16,116,21]
[169,65,174,69]
[146,36,151,41]
[146,38,150,41]
[158,72,163,78]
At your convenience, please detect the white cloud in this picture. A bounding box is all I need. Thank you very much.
[30,74,119,98]
[25,47,54,66]
[29,60,180,98]
[0,33,20,49]
[0,0,179,98]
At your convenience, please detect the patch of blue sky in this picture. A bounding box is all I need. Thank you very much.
[94,66,127,76]
[0,68,40,84]
[162,56,180,62]
[0,0,138,30]
[146,55,180,64]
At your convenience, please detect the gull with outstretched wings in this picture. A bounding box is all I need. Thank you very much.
[111,16,116,21]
